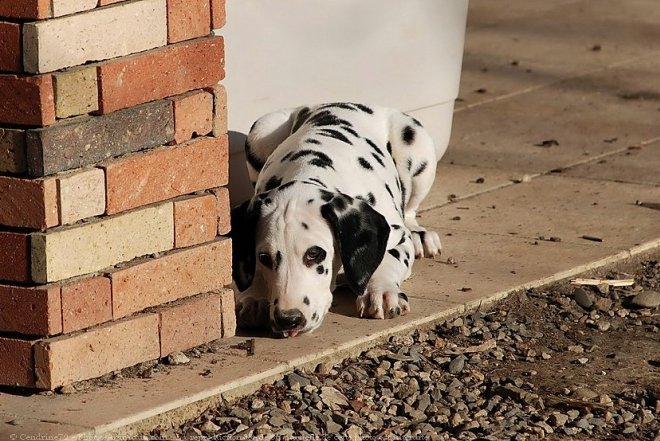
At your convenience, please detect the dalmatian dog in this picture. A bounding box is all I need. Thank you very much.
[232,103,444,338]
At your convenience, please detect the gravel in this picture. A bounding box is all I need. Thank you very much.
[148,259,660,440]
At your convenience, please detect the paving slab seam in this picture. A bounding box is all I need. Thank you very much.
[406,51,660,116]
[69,239,660,440]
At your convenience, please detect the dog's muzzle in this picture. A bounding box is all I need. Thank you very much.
[272,307,307,337]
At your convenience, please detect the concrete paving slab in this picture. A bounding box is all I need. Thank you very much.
[564,143,660,186]
[446,56,660,173]
[418,161,522,212]
[434,175,660,250]
[0,413,88,440]
[406,228,621,309]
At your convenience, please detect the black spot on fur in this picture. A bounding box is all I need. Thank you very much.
[412,117,423,127]
[277,181,296,192]
[343,126,359,138]
[365,138,385,157]
[281,152,293,162]
[397,234,406,245]
[289,149,335,170]
[371,152,385,167]
[318,128,352,145]
[385,183,394,199]
[308,110,353,128]
[354,103,374,114]
[316,265,324,275]
[304,296,310,305]
[367,192,376,206]
[308,177,327,188]
[405,251,410,260]
[391,224,402,230]
[302,222,309,230]
[413,161,428,177]
[319,102,356,112]
[399,292,409,302]
[389,249,401,260]
[400,183,407,213]
[275,251,282,270]
[291,107,310,133]
[306,138,321,144]
[358,157,373,170]
[263,198,272,205]
[406,158,413,171]
[245,141,265,172]
[312,312,318,321]
[325,268,329,275]
[387,141,393,154]
[307,199,314,204]
[402,126,416,145]
[404,258,409,267]
[264,176,282,191]
[319,189,334,202]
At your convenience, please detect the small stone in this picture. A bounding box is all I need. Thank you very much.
[345,425,363,441]
[598,394,613,407]
[166,352,190,365]
[286,372,311,390]
[550,413,569,426]
[575,418,591,430]
[316,363,333,375]
[573,388,599,401]
[573,288,595,309]
[577,357,589,365]
[251,399,265,410]
[320,386,349,410]
[567,345,584,353]
[448,355,467,374]
[622,426,637,434]
[567,410,581,420]
[594,297,613,311]
[57,384,76,395]
[597,320,611,332]
[325,420,343,433]
[7,419,22,426]
[631,290,660,309]
[449,412,464,428]
[199,420,220,433]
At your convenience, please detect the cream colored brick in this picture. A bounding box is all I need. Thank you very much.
[57,168,105,225]
[212,84,227,137]
[31,203,174,283]
[23,0,167,74]
[53,67,98,118]
[51,0,97,17]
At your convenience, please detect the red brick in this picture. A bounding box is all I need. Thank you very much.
[210,186,230,235]
[61,276,112,333]
[34,314,160,389]
[167,0,211,44]
[0,74,55,126]
[0,128,27,174]
[218,288,236,337]
[0,175,58,229]
[0,231,31,282]
[210,0,225,29]
[159,292,222,356]
[0,337,35,387]
[103,135,228,214]
[174,194,218,248]
[0,0,50,20]
[0,21,21,72]
[0,284,61,335]
[172,90,213,144]
[111,238,231,318]
[97,36,224,114]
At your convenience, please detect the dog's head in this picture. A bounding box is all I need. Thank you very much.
[232,181,389,337]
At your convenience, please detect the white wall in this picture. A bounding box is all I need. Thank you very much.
[219,0,468,202]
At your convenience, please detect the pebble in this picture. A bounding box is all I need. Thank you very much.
[320,386,349,410]
[574,288,595,309]
[166,352,190,365]
[448,355,467,374]
[631,290,660,308]
[57,384,76,395]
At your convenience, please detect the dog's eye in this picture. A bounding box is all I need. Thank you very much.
[303,246,326,266]
[258,252,273,269]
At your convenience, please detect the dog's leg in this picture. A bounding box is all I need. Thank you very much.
[245,106,309,186]
[234,274,271,328]
[356,230,415,319]
[388,113,442,258]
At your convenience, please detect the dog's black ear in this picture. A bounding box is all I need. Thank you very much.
[230,199,260,292]
[321,194,390,295]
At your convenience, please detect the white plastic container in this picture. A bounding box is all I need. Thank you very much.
[219,0,468,203]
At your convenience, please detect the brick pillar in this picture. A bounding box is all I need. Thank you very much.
[0,0,234,390]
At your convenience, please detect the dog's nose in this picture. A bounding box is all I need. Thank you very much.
[273,307,306,331]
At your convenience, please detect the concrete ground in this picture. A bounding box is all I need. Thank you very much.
[2,0,659,439]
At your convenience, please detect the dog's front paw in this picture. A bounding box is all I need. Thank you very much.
[356,289,410,319]
[411,229,442,258]
[236,296,271,328]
